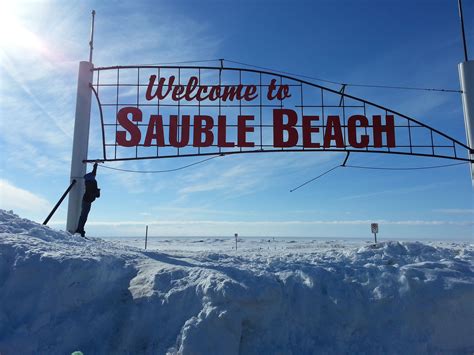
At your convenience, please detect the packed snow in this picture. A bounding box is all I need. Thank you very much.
[0,209,473,354]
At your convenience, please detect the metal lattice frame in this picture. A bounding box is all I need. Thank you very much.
[87,65,473,163]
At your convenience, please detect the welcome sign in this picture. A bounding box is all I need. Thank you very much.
[116,74,395,150]
[89,65,469,163]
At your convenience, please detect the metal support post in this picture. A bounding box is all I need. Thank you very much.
[43,180,77,226]
[66,61,94,233]
[458,61,474,183]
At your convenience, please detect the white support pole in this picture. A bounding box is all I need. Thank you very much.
[66,61,94,233]
[458,60,474,183]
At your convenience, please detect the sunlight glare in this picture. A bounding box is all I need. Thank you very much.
[0,1,45,52]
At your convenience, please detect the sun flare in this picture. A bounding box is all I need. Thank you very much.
[0,1,45,52]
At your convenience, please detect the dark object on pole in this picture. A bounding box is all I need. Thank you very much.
[43,180,77,226]
[458,0,469,62]
[145,225,148,250]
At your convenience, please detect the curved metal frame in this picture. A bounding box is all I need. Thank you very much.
[87,65,473,163]
[90,84,107,160]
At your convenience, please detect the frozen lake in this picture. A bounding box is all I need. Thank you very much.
[103,235,472,255]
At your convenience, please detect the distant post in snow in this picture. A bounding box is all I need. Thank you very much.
[371,223,379,244]
[145,225,148,250]
[234,233,238,250]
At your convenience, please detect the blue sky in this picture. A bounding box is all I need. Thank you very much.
[0,0,473,239]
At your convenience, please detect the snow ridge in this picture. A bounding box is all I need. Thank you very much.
[0,210,473,354]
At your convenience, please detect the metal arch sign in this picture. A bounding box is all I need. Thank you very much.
[88,65,473,163]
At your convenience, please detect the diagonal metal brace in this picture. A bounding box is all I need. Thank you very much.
[338,84,347,107]
[342,151,351,166]
[43,180,77,226]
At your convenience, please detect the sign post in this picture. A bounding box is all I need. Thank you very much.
[235,233,238,250]
[457,0,474,184]
[66,61,94,233]
[371,223,379,244]
[459,60,474,183]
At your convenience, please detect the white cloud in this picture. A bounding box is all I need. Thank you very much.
[177,152,340,199]
[434,209,474,215]
[47,218,473,237]
[84,220,474,226]
[81,219,473,227]
[338,182,450,201]
[0,179,51,216]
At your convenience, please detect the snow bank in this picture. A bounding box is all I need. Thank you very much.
[0,210,473,354]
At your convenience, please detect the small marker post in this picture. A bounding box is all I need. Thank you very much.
[371,223,379,244]
[145,225,148,250]
[234,233,238,250]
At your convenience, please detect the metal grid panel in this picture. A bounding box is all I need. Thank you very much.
[88,65,473,163]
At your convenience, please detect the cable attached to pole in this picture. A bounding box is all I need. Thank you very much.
[290,165,341,192]
[95,155,222,174]
[223,59,462,93]
[141,59,222,66]
[131,58,462,93]
[344,161,467,171]
[289,154,468,192]
[290,152,350,192]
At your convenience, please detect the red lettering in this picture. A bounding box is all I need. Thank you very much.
[273,109,299,147]
[172,84,186,101]
[373,115,396,148]
[146,75,174,100]
[278,85,291,100]
[144,115,165,146]
[238,116,255,147]
[267,79,278,100]
[209,86,221,101]
[145,75,157,100]
[196,86,209,101]
[184,77,199,101]
[193,115,214,147]
[218,116,235,147]
[221,85,243,101]
[243,85,258,101]
[267,80,291,101]
[169,115,190,148]
[347,115,369,148]
[146,74,260,102]
[116,107,142,147]
[323,116,344,148]
[302,116,321,148]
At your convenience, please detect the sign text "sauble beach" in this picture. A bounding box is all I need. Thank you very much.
[116,75,396,149]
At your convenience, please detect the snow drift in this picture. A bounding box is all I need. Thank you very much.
[0,209,473,354]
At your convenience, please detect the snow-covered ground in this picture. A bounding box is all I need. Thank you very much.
[1,209,473,354]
